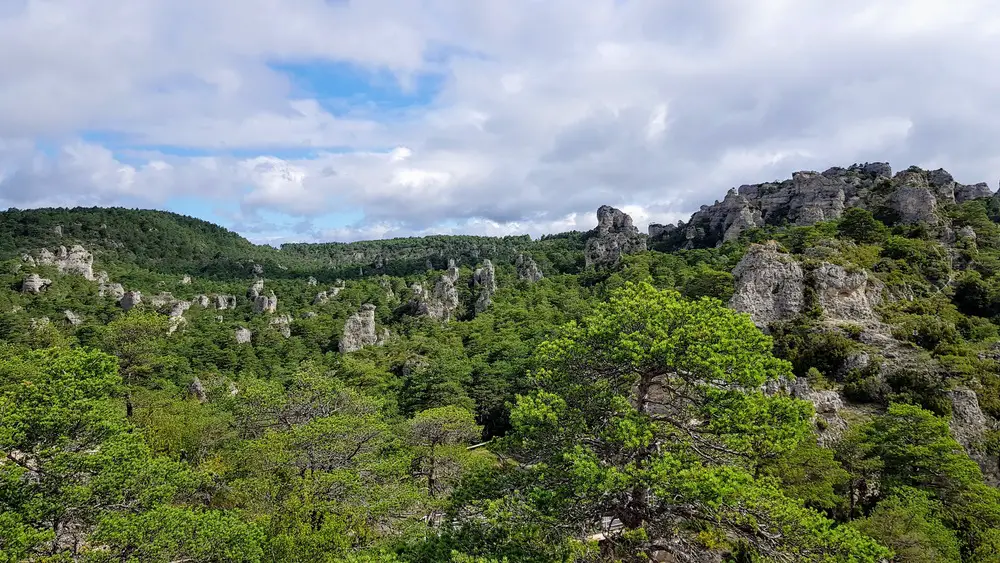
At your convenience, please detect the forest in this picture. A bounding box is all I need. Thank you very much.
[4,165,1000,562]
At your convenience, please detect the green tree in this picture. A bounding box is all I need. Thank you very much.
[99,311,169,416]
[837,208,888,245]
[450,283,889,561]
[409,406,483,500]
[850,490,961,563]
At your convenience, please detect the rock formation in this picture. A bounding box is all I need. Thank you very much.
[147,292,177,309]
[252,263,264,276]
[214,295,237,310]
[248,279,264,300]
[307,276,318,286]
[949,389,1000,486]
[516,253,543,282]
[169,301,191,319]
[811,263,883,322]
[37,245,95,280]
[653,164,996,248]
[270,314,293,338]
[119,291,142,311]
[63,310,83,326]
[193,295,210,308]
[181,275,192,285]
[412,262,461,321]
[339,304,382,353]
[188,377,208,403]
[253,290,278,314]
[584,206,646,268]
[99,282,125,300]
[472,259,497,314]
[790,378,848,445]
[235,327,253,344]
[730,242,805,326]
[21,273,52,294]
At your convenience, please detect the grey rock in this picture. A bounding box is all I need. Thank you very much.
[235,327,253,344]
[339,304,380,353]
[812,263,883,322]
[413,273,461,322]
[99,282,125,300]
[167,316,186,335]
[52,225,62,236]
[472,259,497,314]
[307,276,318,286]
[169,301,191,319]
[889,170,939,224]
[214,295,237,310]
[247,279,264,300]
[253,290,277,314]
[95,271,109,283]
[584,206,646,268]
[647,222,678,241]
[188,377,208,403]
[29,317,51,330]
[790,378,848,445]
[119,291,142,311]
[181,275,192,285]
[63,310,83,326]
[252,263,264,276]
[21,273,52,294]
[729,241,804,327]
[193,295,210,308]
[38,245,95,280]
[516,253,543,282]
[147,292,177,309]
[270,314,293,338]
[958,225,977,240]
[949,388,1000,486]
[21,254,36,267]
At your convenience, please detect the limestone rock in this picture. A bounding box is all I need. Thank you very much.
[958,225,977,241]
[41,245,95,280]
[119,291,142,311]
[52,225,63,236]
[889,170,939,224]
[412,271,460,322]
[729,241,805,326]
[790,378,848,445]
[812,263,883,322]
[949,389,999,486]
[584,206,646,268]
[472,260,497,314]
[307,276,318,286]
[193,295,210,308]
[247,279,264,300]
[169,301,191,319]
[21,254,36,267]
[95,271,109,283]
[181,275,192,285]
[647,222,678,241]
[339,304,380,353]
[252,263,264,276]
[235,327,253,344]
[270,314,293,338]
[99,282,125,300]
[29,317,50,330]
[188,377,208,403]
[214,295,237,310]
[516,254,543,282]
[148,292,176,309]
[21,273,52,294]
[167,316,186,335]
[63,310,83,326]
[253,291,278,314]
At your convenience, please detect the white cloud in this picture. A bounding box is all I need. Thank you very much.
[2,0,1000,241]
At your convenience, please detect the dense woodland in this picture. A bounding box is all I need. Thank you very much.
[4,191,1000,562]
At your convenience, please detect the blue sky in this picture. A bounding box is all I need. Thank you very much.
[2,1,999,243]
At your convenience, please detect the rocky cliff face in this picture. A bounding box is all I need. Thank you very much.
[585,206,646,268]
[339,304,383,352]
[651,164,995,249]
[730,241,883,327]
[949,388,1000,486]
[730,242,805,326]
[411,260,461,321]
[36,245,96,280]
[473,260,497,314]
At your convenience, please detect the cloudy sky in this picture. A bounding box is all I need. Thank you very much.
[2,1,999,244]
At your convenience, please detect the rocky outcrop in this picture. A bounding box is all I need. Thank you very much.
[307,277,318,286]
[63,310,83,326]
[313,280,345,305]
[235,327,253,344]
[409,261,462,321]
[658,164,996,248]
[252,263,264,276]
[339,304,381,353]
[247,279,264,300]
[188,377,208,403]
[37,245,95,280]
[119,291,142,311]
[790,378,848,445]
[253,291,278,314]
[584,206,646,268]
[949,389,1000,486]
[99,282,125,300]
[730,242,805,326]
[270,314,293,338]
[516,254,543,282]
[21,273,52,294]
[473,260,497,314]
[169,301,191,319]
[148,292,177,309]
[181,275,192,285]
[193,295,210,308]
[812,263,883,322]
[214,295,237,310]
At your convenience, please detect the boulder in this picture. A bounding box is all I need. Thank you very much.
[63,310,83,326]
[193,295,211,308]
[21,273,52,294]
[214,295,237,310]
[584,206,646,268]
[235,327,253,344]
[790,378,848,445]
[247,279,264,300]
[99,282,125,300]
[270,314,293,338]
[307,276,318,286]
[516,253,543,282]
[119,291,142,311]
[339,304,381,353]
[253,290,277,314]
[729,241,805,327]
[181,275,192,285]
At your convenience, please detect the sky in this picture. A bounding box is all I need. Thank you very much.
[2,1,1000,244]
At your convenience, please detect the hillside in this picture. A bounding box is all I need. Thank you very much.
[4,162,1000,562]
